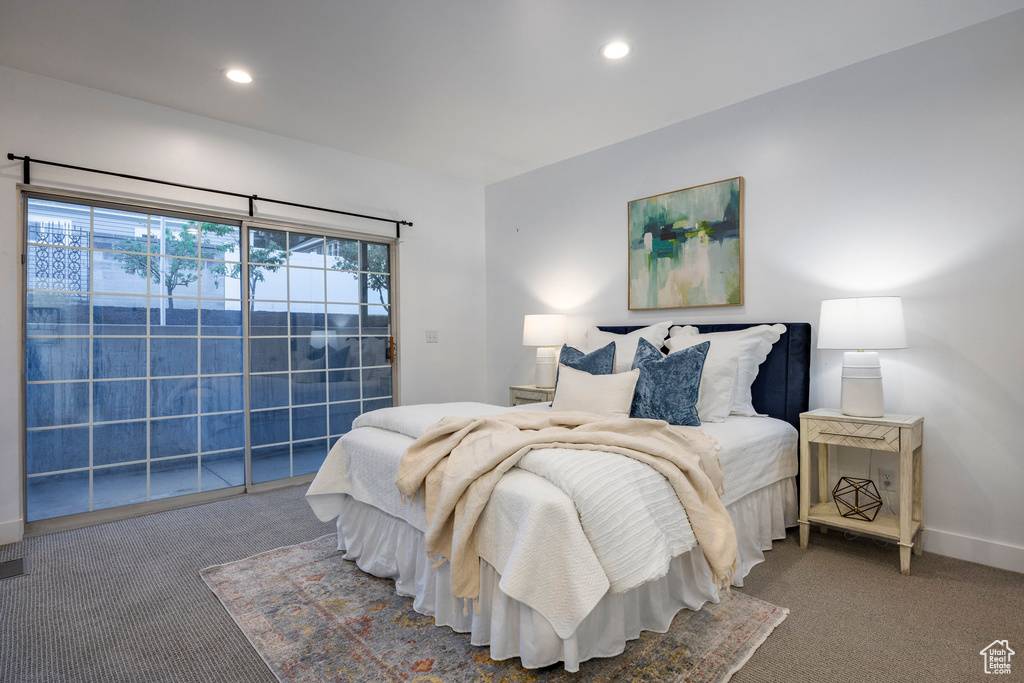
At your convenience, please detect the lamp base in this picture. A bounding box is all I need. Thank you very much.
[840,351,884,417]
[535,347,558,389]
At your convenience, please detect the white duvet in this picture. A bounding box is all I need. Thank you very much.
[306,401,796,638]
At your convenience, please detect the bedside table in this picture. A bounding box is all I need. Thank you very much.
[798,408,924,575]
[509,385,555,406]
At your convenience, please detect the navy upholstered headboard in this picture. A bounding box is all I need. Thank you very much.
[597,323,811,432]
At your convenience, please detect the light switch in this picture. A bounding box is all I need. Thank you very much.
[426,330,439,343]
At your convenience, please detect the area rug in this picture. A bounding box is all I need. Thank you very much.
[201,534,787,682]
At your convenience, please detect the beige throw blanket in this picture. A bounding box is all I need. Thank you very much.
[395,411,738,608]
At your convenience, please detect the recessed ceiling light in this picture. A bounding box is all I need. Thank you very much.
[224,69,253,84]
[600,41,631,60]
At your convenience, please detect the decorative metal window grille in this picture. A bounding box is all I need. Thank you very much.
[26,221,88,292]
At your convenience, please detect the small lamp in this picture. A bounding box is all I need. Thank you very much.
[523,314,566,389]
[818,297,907,417]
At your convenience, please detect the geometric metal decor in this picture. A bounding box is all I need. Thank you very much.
[832,477,883,521]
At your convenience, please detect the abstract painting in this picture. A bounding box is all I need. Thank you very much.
[628,177,743,310]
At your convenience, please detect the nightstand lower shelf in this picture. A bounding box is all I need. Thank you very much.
[806,502,921,542]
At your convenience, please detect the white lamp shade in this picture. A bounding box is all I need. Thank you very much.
[817,297,907,350]
[308,330,339,350]
[522,314,567,347]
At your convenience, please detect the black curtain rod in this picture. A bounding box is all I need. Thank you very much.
[7,153,412,239]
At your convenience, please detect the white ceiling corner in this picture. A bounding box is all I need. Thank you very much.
[1,0,1022,184]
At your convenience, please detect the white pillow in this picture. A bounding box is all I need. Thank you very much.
[586,321,672,374]
[666,324,786,416]
[664,339,738,423]
[551,364,639,417]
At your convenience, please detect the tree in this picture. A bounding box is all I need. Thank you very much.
[332,241,390,311]
[240,231,286,300]
[114,221,239,307]
[212,249,286,301]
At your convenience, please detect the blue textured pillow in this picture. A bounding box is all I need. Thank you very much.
[630,338,709,426]
[558,342,615,375]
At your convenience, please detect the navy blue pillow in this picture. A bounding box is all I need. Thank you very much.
[630,337,709,426]
[558,342,615,375]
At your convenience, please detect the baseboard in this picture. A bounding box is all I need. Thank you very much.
[0,517,25,546]
[923,527,1024,574]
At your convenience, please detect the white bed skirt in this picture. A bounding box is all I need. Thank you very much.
[335,477,796,672]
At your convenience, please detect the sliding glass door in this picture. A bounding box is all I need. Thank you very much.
[246,226,394,484]
[23,194,396,525]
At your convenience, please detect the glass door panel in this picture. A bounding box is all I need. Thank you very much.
[249,227,394,484]
[24,198,245,522]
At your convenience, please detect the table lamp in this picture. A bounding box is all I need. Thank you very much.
[522,314,567,389]
[817,297,907,417]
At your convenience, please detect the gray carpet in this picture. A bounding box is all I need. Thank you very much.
[0,486,332,683]
[732,529,1024,683]
[1,486,1021,683]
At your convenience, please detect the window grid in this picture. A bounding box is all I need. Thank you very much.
[25,199,246,520]
[24,197,395,522]
[247,229,392,483]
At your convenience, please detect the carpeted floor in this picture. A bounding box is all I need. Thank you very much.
[0,486,330,683]
[732,528,1024,683]
[1,485,1022,682]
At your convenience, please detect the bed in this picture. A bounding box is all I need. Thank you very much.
[306,322,810,672]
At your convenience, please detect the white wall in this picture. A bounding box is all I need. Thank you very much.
[0,66,488,543]
[485,12,1024,572]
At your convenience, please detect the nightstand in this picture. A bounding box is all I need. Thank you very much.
[798,408,924,575]
[509,385,555,406]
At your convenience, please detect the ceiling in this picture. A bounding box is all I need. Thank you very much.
[2,0,1022,184]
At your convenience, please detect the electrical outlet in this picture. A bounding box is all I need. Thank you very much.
[879,468,895,490]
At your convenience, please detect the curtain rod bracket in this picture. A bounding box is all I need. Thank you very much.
[248,195,257,217]
[7,152,30,184]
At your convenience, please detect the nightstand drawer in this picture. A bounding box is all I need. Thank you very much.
[509,385,555,406]
[805,419,900,452]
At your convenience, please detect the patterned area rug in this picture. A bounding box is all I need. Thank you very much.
[201,534,787,682]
